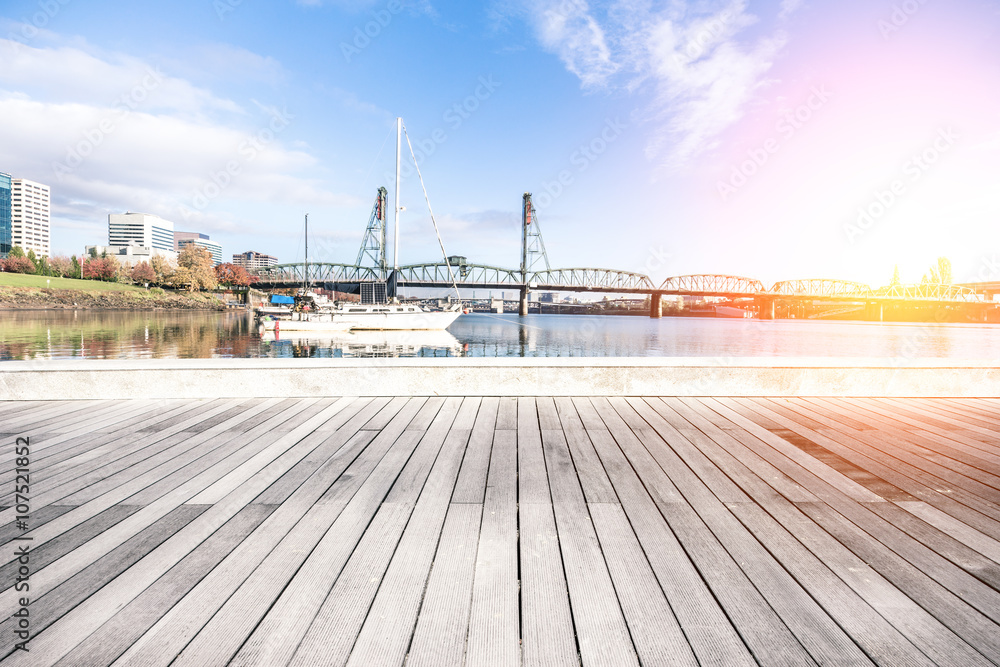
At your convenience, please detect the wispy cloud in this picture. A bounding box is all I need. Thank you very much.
[520,0,618,89]
[509,0,794,172]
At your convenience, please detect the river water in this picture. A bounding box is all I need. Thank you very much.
[3,310,1000,361]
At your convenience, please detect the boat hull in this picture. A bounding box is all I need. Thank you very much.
[257,308,461,332]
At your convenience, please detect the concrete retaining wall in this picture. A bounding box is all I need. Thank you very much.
[2,358,1000,399]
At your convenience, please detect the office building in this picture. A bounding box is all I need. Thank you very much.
[0,173,10,258]
[175,231,223,265]
[109,212,176,258]
[11,178,50,258]
[233,250,278,272]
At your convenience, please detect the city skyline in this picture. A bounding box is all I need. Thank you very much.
[1,0,999,288]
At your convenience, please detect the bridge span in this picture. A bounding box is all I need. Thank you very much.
[252,192,991,319]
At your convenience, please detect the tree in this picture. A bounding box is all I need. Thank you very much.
[214,262,252,287]
[49,255,73,278]
[115,261,134,284]
[8,246,24,259]
[150,254,174,285]
[3,256,36,274]
[82,256,117,281]
[26,249,38,273]
[890,265,901,286]
[131,261,156,284]
[70,255,81,279]
[936,257,952,285]
[176,245,217,291]
[922,256,952,285]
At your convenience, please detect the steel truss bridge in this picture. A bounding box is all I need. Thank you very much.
[252,191,988,317]
[255,265,986,304]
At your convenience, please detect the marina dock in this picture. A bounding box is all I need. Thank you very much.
[0,393,998,665]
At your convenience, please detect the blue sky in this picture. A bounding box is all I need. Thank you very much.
[2,0,1000,288]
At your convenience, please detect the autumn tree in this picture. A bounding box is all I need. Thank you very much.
[150,255,173,284]
[115,261,134,284]
[82,256,118,281]
[131,261,156,284]
[48,255,74,278]
[176,245,217,291]
[214,262,252,287]
[3,256,35,274]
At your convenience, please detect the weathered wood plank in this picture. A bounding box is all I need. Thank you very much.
[160,398,430,666]
[542,427,638,667]
[466,428,519,667]
[52,503,276,667]
[405,502,483,667]
[451,396,498,504]
[578,398,756,666]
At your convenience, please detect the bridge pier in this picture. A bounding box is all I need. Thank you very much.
[649,293,661,319]
[866,300,883,322]
[757,296,775,320]
[519,287,529,316]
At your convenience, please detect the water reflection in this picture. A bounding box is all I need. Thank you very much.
[259,329,465,358]
[1,310,1000,360]
[0,310,264,360]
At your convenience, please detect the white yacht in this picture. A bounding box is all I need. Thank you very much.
[257,291,461,332]
[256,117,464,333]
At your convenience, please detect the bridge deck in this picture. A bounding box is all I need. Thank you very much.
[1,396,999,665]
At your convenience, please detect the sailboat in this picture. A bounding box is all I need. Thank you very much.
[255,118,463,332]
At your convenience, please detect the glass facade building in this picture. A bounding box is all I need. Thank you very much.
[0,172,11,258]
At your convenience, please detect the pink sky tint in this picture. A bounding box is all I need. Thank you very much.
[664,0,1000,288]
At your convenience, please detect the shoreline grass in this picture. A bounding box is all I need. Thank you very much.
[0,273,146,292]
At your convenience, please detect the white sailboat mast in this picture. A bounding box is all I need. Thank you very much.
[393,116,401,271]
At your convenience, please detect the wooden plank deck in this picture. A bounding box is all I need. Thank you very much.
[0,397,999,666]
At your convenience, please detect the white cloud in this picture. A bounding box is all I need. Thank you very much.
[0,38,360,250]
[521,0,619,88]
[511,0,792,172]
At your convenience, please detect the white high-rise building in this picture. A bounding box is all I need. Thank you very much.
[11,178,50,257]
[108,212,176,259]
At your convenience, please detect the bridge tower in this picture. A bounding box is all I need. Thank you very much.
[520,193,551,316]
[356,187,389,280]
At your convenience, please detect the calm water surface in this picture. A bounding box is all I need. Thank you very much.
[3,310,1000,361]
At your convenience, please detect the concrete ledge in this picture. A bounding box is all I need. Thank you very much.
[2,358,1000,399]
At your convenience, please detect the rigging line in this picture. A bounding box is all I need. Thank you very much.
[358,122,395,193]
[401,121,462,302]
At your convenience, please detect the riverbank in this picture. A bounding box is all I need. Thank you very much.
[0,285,225,310]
